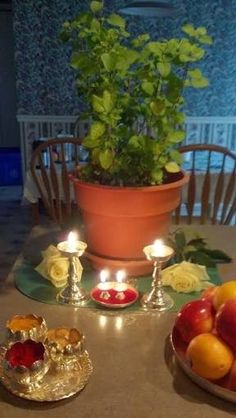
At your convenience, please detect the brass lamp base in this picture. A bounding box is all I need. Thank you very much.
[141,288,174,311]
[56,285,89,307]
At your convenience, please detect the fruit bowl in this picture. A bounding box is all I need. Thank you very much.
[171,326,236,404]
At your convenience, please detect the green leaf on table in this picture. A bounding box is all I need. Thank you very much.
[187,237,207,248]
[201,248,232,263]
[186,251,216,267]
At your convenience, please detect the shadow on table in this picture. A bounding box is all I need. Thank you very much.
[164,335,236,413]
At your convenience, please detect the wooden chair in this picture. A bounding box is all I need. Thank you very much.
[30,137,86,226]
[174,144,236,225]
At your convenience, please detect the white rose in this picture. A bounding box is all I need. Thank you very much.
[35,254,69,288]
[171,272,202,293]
[47,257,69,287]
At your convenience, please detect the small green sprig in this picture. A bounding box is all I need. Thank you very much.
[167,228,232,267]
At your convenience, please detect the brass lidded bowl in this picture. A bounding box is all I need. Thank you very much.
[3,339,50,392]
[6,314,47,344]
[45,327,85,370]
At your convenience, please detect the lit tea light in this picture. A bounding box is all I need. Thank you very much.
[144,239,174,260]
[57,231,87,255]
[97,269,112,291]
[114,270,128,292]
[114,270,127,300]
[67,231,77,252]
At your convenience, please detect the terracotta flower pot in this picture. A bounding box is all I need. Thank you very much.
[72,173,189,276]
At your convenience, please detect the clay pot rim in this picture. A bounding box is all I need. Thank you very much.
[70,171,189,192]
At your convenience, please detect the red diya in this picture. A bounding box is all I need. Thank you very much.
[90,282,139,308]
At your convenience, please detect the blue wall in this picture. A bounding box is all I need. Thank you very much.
[12,0,236,116]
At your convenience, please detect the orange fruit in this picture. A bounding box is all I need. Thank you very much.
[213,281,236,310]
[186,333,233,380]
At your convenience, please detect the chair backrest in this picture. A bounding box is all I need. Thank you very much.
[174,144,236,225]
[30,137,85,225]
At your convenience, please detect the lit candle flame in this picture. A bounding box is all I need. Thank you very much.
[67,231,78,252]
[116,270,126,283]
[100,269,110,283]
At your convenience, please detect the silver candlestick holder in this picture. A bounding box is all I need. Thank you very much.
[56,237,88,306]
[141,241,174,311]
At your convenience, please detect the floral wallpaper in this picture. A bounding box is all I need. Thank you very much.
[12,0,236,116]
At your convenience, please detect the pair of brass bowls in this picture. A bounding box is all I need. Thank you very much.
[3,314,85,392]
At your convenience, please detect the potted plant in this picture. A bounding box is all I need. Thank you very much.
[61,1,212,275]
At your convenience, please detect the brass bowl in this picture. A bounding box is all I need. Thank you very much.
[3,340,50,392]
[6,314,47,344]
[45,327,85,370]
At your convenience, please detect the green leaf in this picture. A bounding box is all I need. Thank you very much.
[201,248,232,263]
[150,100,166,116]
[199,34,213,45]
[83,135,101,148]
[132,34,150,47]
[181,24,196,37]
[157,62,171,77]
[187,238,207,248]
[186,251,216,267]
[191,76,209,88]
[151,168,163,184]
[167,130,186,143]
[103,90,114,113]
[91,18,101,32]
[170,150,183,165]
[141,81,154,96]
[90,121,106,140]
[165,161,181,173]
[90,1,103,13]
[147,41,163,55]
[128,135,145,149]
[107,13,125,28]
[101,53,115,71]
[99,149,113,169]
[92,95,105,113]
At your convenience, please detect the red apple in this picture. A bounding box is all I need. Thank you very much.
[201,286,218,305]
[174,299,214,343]
[215,299,236,351]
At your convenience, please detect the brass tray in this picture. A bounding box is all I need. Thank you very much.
[0,345,93,402]
[170,327,236,404]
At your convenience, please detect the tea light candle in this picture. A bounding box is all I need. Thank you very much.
[114,270,127,300]
[97,269,112,291]
[114,270,128,292]
[57,231,87,255]
[144,239,174,260]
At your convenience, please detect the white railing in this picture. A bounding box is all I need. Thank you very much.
[17,114,236,181]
